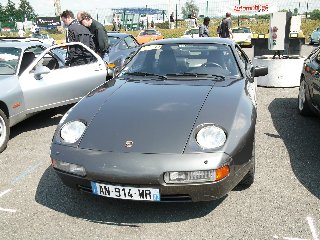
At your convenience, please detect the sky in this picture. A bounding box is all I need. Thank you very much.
[0,0,170,16]
[0,0,319,19]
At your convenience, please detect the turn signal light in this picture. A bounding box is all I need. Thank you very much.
[107,63,116,69]
[215,165,230,181]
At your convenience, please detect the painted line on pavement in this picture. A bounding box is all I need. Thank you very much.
[0,189,16,213]
[11,161,45,185]
[307,216,319,240]
[274,216,319,240]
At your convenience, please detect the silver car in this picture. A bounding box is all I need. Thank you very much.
[0,39,108,152]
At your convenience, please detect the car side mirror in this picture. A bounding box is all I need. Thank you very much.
[252,66,268,78]
[34,66,50,80]
[106,67,115,80]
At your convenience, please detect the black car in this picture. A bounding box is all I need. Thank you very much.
[50,38,268,202]
[107,32,140,73]
[298,46,320,116]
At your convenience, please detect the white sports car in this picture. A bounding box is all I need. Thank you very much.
[181,28,200,38]
[0,38,109,152]
[232,27,252,47]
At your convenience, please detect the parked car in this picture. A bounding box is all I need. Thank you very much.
[0,39,109,152]
[181,28,200,38]
[50,38,268,202]
[29,33,56,46]
[298,46,320,116]
[107,32,140,73]
[135,29,164,44]
[232,27,253,47]
[309,27,320,45]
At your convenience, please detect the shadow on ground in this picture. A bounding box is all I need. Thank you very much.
[268,97,320,199]
[35,166,224,226]
[9,105,73,139]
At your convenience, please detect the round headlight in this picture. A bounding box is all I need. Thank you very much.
[60,120,86,144]
[196,125,227,149]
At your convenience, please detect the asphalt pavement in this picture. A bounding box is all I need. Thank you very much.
[0,44,319,240]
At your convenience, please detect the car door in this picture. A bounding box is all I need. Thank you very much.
[111,36,139,71]
[19,43,107,112]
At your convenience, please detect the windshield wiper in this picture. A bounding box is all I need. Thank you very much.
[166,72,225,80]
[124,72,167,79]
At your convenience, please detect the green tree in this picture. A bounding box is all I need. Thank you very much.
[4,0,17,28]
[5,0,17,21]
[0,3,4,25]
[16,0,37,22]
[310,9,320,20]
[181,0,199,19]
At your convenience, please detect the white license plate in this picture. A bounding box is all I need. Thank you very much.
[91,182,160,201]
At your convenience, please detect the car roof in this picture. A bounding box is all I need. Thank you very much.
[0,38,48,49]
[143,37,235,46]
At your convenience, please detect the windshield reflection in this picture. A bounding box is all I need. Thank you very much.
[122,43,241,78]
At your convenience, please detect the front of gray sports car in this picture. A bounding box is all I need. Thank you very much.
[50,38,267,202]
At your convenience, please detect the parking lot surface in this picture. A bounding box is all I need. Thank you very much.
[0,45,319,240]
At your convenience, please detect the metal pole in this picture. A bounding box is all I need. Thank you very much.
[146,5,148,28]
[238,0,240,26]
[175,4,178,29]
[206,1,208,16]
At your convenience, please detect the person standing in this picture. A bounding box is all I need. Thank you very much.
[220,12,233,39]
[77,11,109,63]
[117,16,122,31]
[169,12,175,29]
[199,17,210,37]
[60,10,95,66]
[18,28,25,37]
[112,13,118,31]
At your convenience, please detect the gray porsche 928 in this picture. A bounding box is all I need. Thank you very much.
[50,38,268,202]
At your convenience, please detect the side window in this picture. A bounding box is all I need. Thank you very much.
[310,48,320,62]
[25,45,46,56]
[235,45,249,68]
[125,36,138,48]
[315,52,320,64]
[118,40,128,50]
[65,44,97,67]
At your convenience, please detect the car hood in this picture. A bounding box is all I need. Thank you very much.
[311,31,320,38]
[233,33,251,41]
[79,79,215,153]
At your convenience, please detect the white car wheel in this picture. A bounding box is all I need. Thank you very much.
[0,109,10,153]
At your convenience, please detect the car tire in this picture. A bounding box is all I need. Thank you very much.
[239,141,255,188]
[0,109,10,153]
[298,77,313,116]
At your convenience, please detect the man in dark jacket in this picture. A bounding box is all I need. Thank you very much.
[77,11,109,63]
[60,10,95,66]
[220,12,233,39]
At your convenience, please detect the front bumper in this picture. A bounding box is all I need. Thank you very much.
[50,143,253,202]
[236,41,252,46]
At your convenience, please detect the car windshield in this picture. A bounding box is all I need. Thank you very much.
[186,29,199,35]
[232,28,251,33]
[122,43,241,79]
[0,47,21,75]
[108,36,120,46]
[32,33,49,39]
[139,30,158,36]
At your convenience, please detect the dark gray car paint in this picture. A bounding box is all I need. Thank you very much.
[50,38,258,202]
